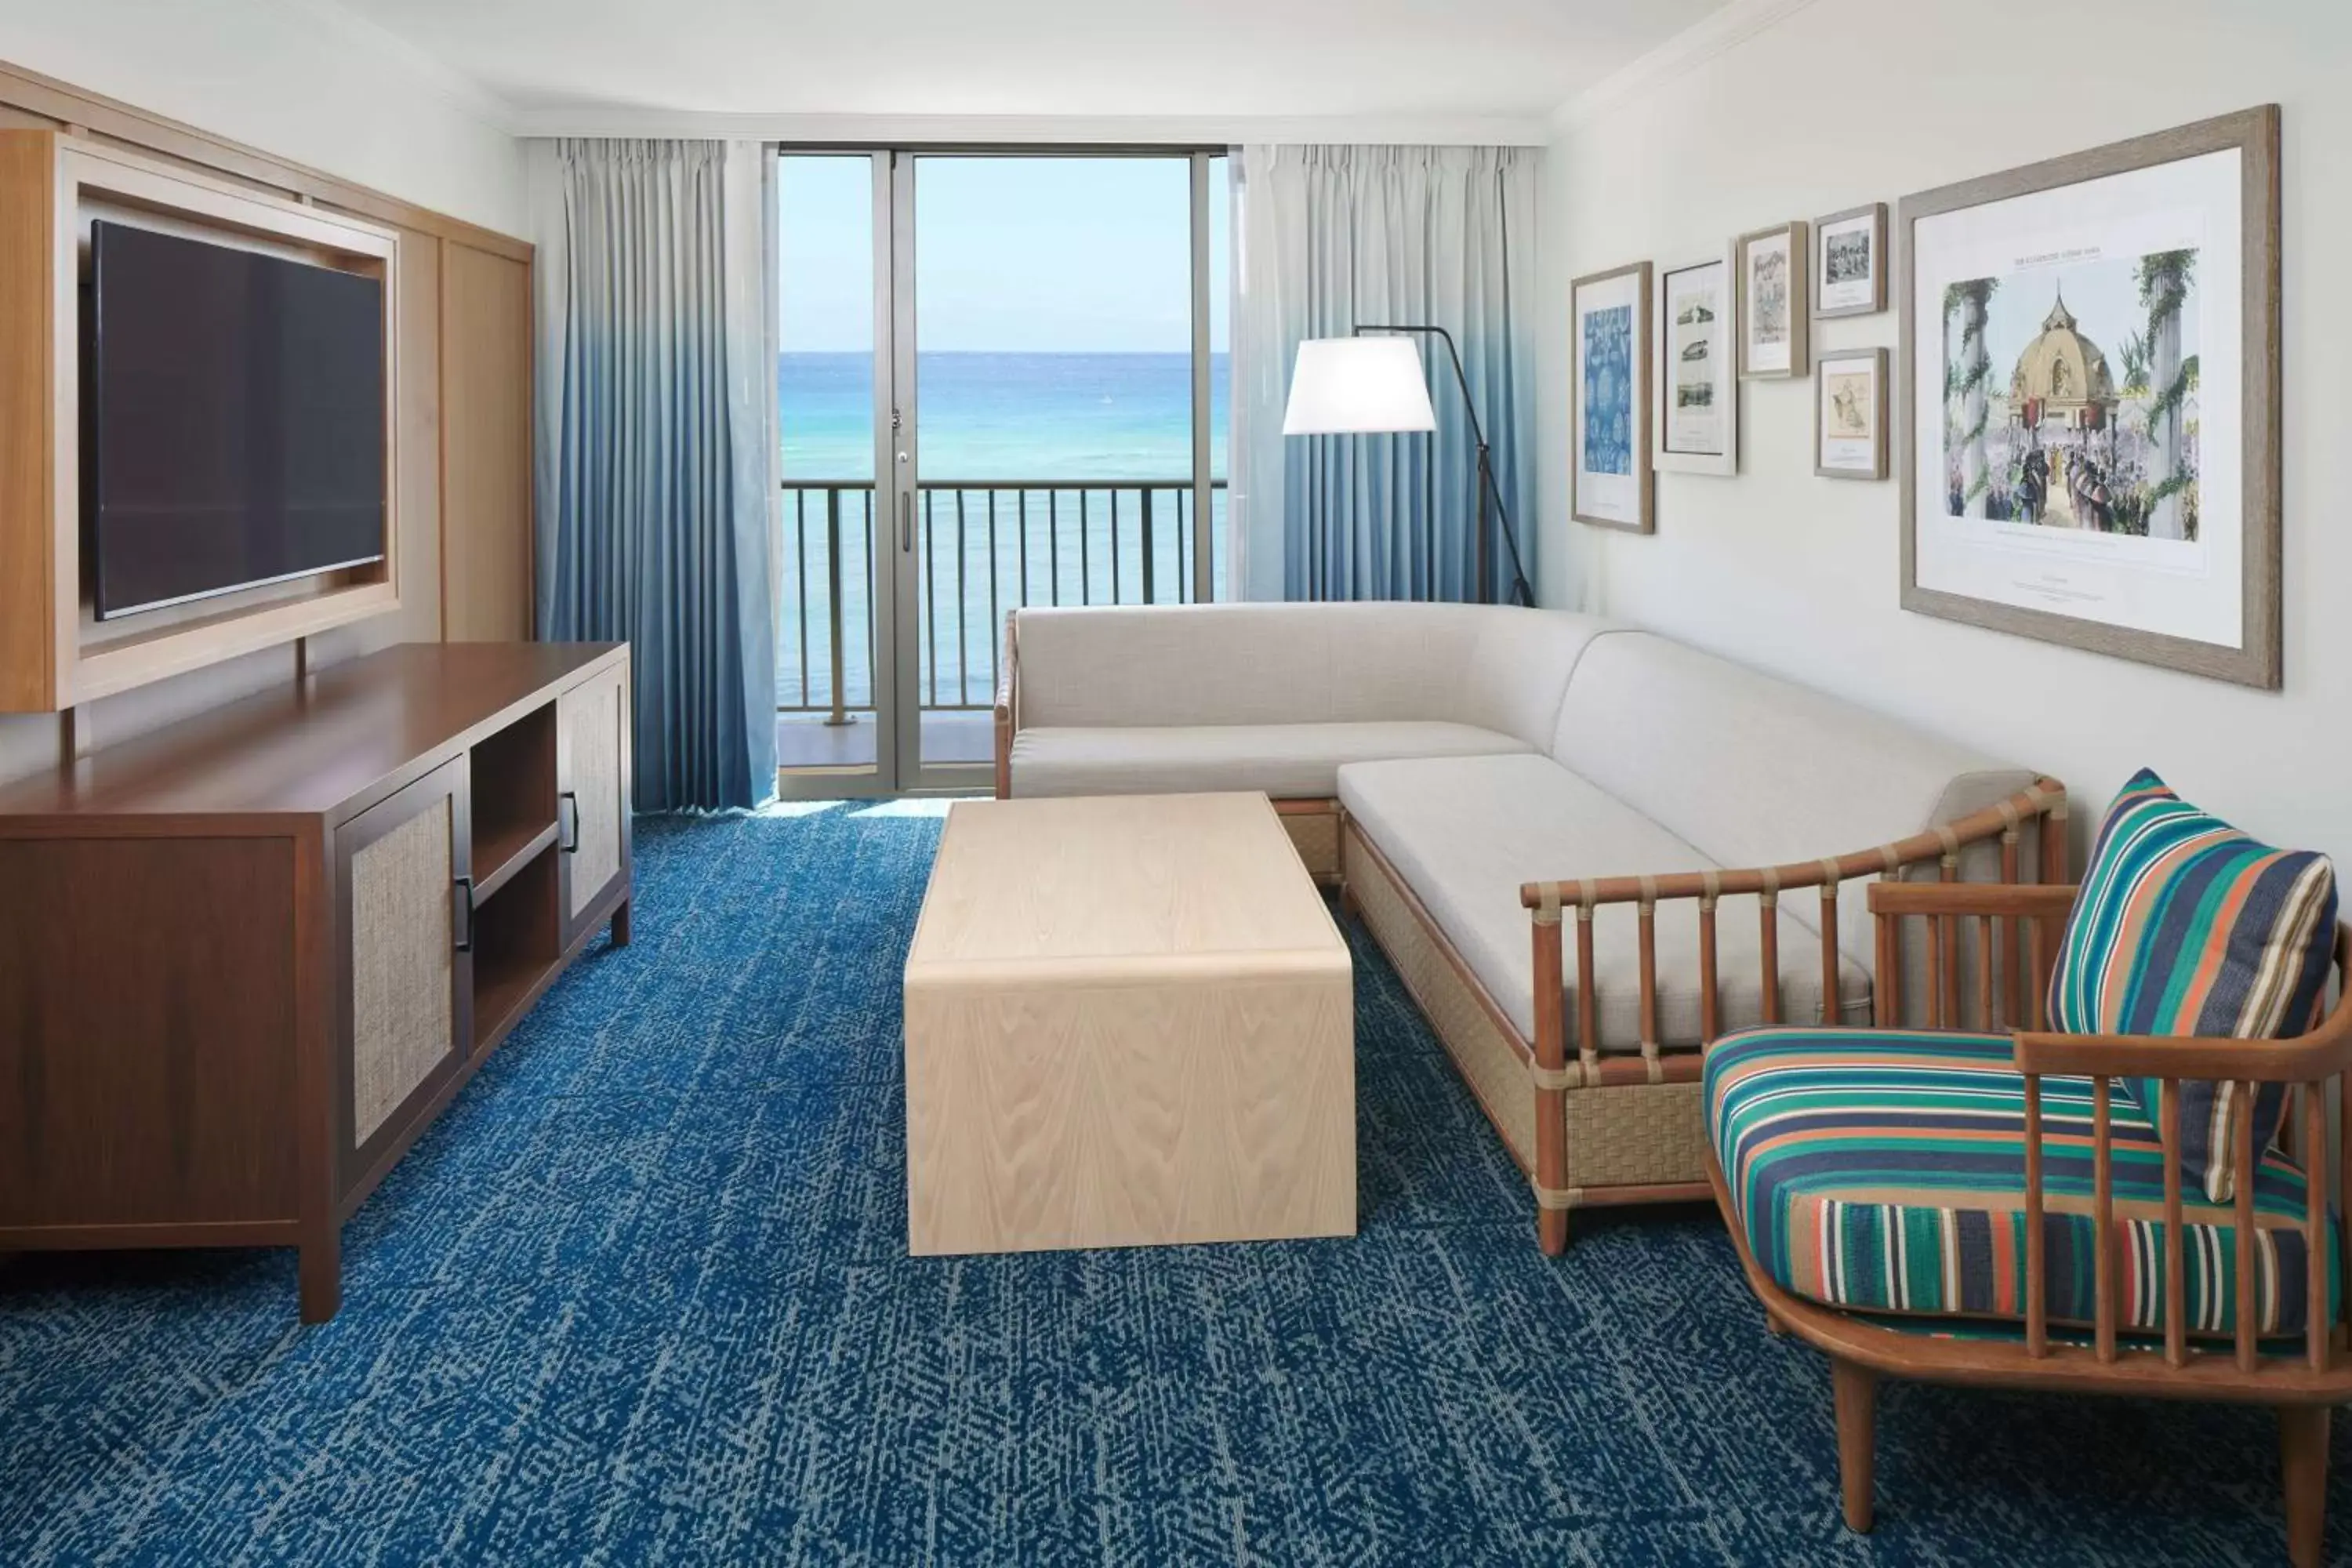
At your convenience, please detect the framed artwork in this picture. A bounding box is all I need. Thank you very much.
[1653,247,1738,476]
[1815,348,1887,480]
[1737,220,1809,377]
[1813,202,1887,318]
[1898,105,2281,689]
[1570,261,1653,532]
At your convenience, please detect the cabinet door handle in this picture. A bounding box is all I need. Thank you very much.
[454,875,476,953]
[558,790,579,854]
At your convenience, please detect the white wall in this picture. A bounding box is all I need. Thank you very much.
[0,0,526,234]
[1539,0,2352,866]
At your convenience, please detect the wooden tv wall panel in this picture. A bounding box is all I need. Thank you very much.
[0,129,402,714]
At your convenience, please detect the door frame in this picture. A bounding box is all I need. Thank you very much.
[777,144,1227,799]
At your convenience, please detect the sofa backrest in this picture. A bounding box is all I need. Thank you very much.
[1549,631,2034,875]
[1013,603,1612,748]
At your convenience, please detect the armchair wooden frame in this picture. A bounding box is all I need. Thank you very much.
[1708,878,2352,1566]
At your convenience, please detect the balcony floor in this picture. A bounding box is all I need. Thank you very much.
[776,710,994,772]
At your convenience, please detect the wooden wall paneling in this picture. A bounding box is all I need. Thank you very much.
[0,60,534,787]
[441,240,534,642]
[0,132,56,713]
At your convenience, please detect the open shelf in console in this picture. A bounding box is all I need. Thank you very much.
[471,840,561,1054]
[470,700,557,893]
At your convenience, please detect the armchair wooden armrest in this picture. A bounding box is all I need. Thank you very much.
[2013,924,2352,1083]
[1866,882,2078,920]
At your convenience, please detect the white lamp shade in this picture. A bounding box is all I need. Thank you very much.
[1281,336,1439,436]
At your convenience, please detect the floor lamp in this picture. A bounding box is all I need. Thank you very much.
[1281,328,1535,607]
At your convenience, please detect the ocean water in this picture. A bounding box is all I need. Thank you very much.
[780,350,1229,480]
[779,352,1232,713]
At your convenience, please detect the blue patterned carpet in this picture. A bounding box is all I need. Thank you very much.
[2,808,2344,1564]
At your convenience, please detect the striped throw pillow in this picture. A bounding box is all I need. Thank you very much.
[2047,769,2337,1203]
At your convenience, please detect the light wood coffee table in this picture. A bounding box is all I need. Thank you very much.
[904,792,1355,1254]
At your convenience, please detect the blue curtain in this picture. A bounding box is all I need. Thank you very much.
[537,140,776,811]
[1231,146,1539,605]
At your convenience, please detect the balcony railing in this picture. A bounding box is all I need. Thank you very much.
[779,479,1229,718]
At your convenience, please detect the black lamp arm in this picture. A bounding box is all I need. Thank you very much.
[1352,324,1535,608]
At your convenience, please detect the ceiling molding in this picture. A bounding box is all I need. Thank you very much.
[1551,0,1822,133]
[294,0,523,134]
[506,107,1554,147]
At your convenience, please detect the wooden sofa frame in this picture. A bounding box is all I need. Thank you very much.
[1713,880,2352,1566]
[995,614,2071,1256]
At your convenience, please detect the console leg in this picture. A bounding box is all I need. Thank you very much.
[1538,1207,1568,1255]
[299,1232,342,1324]
[610,898,632,948]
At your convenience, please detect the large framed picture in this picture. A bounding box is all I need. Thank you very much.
[1815,348,1887,480]
[1898,106,2281,688]
[1813,202,1886,318]
[1570,261,1653,532]
[1654,247,1738,476]
[1737,220,1809,377]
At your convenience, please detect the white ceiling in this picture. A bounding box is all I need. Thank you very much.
[326,0,1732,139]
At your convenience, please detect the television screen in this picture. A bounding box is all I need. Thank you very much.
[87,220,387,619]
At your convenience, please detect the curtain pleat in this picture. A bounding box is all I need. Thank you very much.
[1229,145,1538,606]
[539,139,776,811]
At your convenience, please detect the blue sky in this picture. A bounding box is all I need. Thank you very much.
[779,154,1229,354]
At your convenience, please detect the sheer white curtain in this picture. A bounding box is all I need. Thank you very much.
[1229,145,1539,604]
[528,139,779,809]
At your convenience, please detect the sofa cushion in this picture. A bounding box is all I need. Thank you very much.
[2050,768,2339,1203]
[1339,753,1869,1047]
[1705,1026,2336,1339]
[1011,720,1530,801]
[1011,603,1613,749]
[1548,631,2042,997]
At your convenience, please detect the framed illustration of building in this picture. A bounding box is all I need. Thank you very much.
[1571,260,1653,532]
[1897,106,2281,688]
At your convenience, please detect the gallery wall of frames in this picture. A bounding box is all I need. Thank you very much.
[1569,106,2281,691]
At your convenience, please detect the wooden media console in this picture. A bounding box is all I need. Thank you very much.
[0,641,633,1321]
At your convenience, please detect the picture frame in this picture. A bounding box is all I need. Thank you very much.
[1898,105,2281,689]
[1570,260,1653,532]
[1737,220,1809,377]
[1813,202,1887,319]
[1653,245,1739,477]
[1814,347,1887,480]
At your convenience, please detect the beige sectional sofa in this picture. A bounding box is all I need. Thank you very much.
[995,602,2067,1251]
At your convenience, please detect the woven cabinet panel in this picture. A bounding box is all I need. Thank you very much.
[563,670,625,919]
[1562,1080,1707,1189]
[351,797,456,1145]
[1283,811,1341,880]
[1344,830,1537,1167]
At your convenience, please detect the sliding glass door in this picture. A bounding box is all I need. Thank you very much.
[776,149,1228,797]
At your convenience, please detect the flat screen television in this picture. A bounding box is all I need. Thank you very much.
[85,220,387,620]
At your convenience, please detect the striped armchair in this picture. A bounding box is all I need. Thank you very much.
[1704,776,2351,1566]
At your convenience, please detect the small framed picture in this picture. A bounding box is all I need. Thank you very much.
[1653,246,1739,476]
[1815,347,1888,480]
[1813,202,1888,318]
[1737,220,1809,378]
[1570,261,1653,532]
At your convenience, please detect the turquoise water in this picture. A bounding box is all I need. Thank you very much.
[780,351,1229,480]
[779,352,1232,713]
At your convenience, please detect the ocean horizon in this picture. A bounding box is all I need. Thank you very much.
[780,350,1230,481]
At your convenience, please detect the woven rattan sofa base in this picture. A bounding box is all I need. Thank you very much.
[1340,817,1710,1243]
